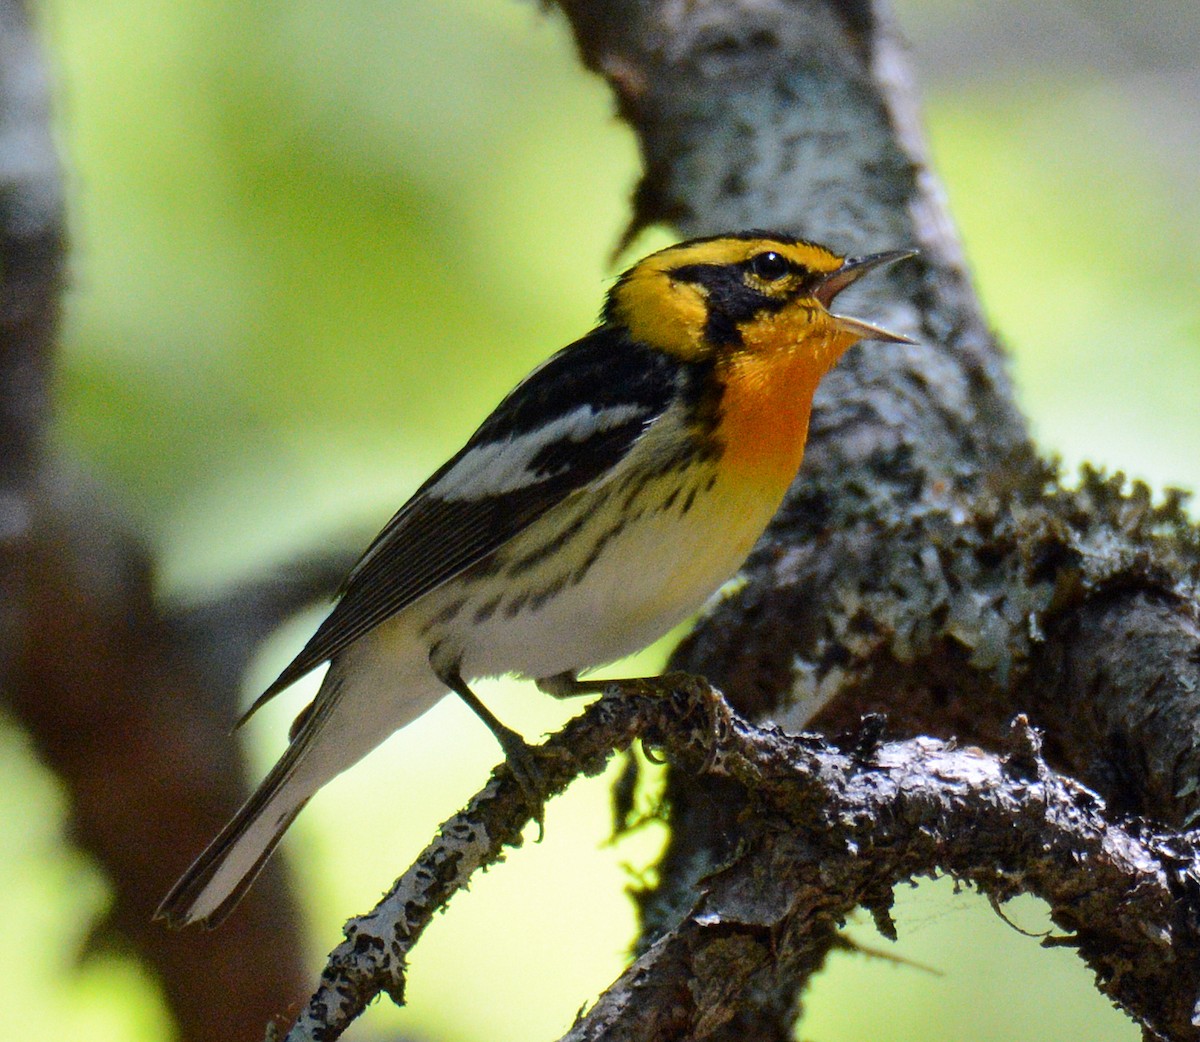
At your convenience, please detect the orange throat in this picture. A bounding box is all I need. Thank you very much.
[714,325,849,492]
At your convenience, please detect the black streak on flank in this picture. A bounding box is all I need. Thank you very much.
[505,488,613,578]
[505,509,591,577]
[571,519,629,586]
[621,471,656,512]
[435,597,467,624]
[503,591,530,619]
[527,575,569,613]
[473,594,504,624]
[419,597,467,637]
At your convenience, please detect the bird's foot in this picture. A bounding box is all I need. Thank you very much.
[492,724,547,840]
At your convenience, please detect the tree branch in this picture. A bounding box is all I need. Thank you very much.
[281,676,699,1042]
[0,0,351,1034]
[563,703,1200,1042]
[286,681,1200,1042]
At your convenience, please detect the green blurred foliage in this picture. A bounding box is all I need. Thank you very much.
[10,0,1197,1038]
[933,83,1200,492]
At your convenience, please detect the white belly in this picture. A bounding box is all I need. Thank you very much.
[411,462,785,682]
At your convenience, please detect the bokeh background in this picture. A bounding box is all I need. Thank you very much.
[7,0,1199,1038]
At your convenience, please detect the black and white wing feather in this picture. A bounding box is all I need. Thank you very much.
[241,326,681,720]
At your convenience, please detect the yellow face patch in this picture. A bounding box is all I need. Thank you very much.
[608,235,844,361]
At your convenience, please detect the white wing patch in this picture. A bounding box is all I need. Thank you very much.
[430,404,647,501]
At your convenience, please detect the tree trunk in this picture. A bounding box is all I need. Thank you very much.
[558,0,1200,1034]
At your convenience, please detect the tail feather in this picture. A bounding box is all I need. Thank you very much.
[156,679,345,928]
[159,633,449,927]
[156,793,309,928]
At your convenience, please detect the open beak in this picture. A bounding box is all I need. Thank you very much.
[813,249,918,344]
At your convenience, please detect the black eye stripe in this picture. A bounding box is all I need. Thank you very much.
[666,262,792,346]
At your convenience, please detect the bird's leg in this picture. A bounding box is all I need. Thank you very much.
[536,671,596,698]
[536,671,671,698]
[436,662,545,834]
[538,670,722,769]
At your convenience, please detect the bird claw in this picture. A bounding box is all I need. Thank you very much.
[495,727,547,841]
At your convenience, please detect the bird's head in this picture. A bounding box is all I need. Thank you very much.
[605,232,914,373]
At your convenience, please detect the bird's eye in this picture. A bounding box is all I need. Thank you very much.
[748,251,790,281]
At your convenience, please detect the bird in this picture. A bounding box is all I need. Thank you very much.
[157,231,914,927]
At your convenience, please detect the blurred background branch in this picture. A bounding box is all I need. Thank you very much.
[1,1,318,1038]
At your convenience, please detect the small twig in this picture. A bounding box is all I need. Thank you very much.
[831,934,945,977]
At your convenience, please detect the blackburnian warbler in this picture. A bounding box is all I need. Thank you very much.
[158,232,913,927]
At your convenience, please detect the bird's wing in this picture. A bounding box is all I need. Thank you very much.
[241,327,683,721]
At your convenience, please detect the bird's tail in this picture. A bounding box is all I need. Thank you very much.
[155,683,343,928]
[157,632,449,928]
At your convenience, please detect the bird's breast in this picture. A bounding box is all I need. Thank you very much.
[712,343,821,493]
[406,354,824,682]
[415,453,794,682]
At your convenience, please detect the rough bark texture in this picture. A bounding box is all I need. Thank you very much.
[284,681,1200,1042]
